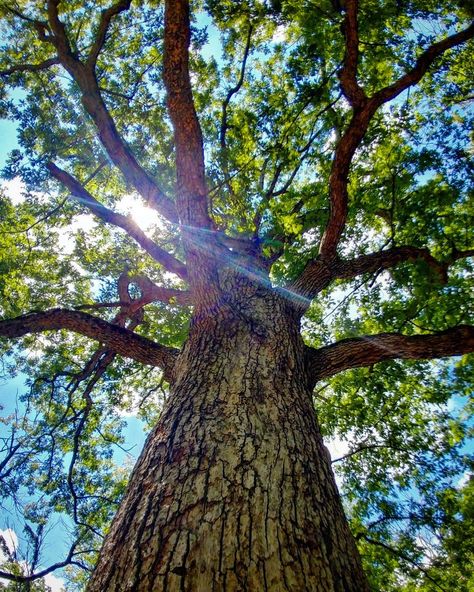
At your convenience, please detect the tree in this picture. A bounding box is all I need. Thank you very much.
[0,0,473,590]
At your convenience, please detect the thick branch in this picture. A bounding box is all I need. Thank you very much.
[86,0,132,68]
[36,0,179,222]
[47,162,188,280]
[451,248,474,263]
[4,3,174,218]
[80,86,178,222]
[289,258,334,306]
[338,0,366,107]
[318,19,474,261]
[306,325,474,386]
[0,309,179,379]
[333,246,448,283]
[372,21,474,107]
[126,274,193,307]
[318,107,369,259]
[46,0,75,55]
[163,0,212,229]
[0,57,59,76]
[291,245,473,305]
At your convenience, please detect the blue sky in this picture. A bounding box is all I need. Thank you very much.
[0,120,17,163]
[0,115,149,588]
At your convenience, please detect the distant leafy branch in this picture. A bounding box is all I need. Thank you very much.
[0,540,91,584]
[331,443,409,464]
[358,535,448,592]
[65,346,120,537]
[219,23,253,200]
[220,24,253,151]
[63,280,144,535]
[0,56,60,76]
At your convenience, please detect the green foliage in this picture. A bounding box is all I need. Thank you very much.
[314,357,473,590]
[0,0,472,589]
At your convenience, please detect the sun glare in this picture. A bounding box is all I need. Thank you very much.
[118,194,165,233]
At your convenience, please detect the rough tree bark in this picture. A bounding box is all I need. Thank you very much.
[87,282,369,592]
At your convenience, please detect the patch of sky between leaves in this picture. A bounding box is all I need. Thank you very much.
[0,373,145,589]
[0,373,73,588]
[0,366,147,574]
[0,527,65,591]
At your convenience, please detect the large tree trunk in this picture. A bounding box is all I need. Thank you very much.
[88,289,369,591]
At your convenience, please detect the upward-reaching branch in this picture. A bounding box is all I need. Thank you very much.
[86,0,132,68]
[318,0,365,260]
[17,0,179,222]
[338,0,366,108]
[80,83,179,222]
[219,24,253,201]
[163,0,213,229]
[298,16,474,293]
[220,24,253,151]
[372,21,474,106]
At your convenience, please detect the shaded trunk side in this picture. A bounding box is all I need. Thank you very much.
[88,295,369,591]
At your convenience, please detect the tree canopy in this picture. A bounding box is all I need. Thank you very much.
[0,0,473,590]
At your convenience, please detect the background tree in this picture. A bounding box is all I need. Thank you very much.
[0,0,473,590]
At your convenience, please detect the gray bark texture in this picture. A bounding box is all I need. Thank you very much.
[87,285,369,592]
